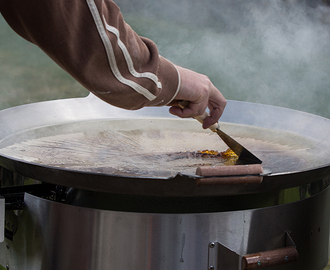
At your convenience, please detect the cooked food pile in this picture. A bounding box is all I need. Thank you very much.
[221,148,238,158]
[197,149,222,157]
[198,148,238,159]
[167,148,238,163]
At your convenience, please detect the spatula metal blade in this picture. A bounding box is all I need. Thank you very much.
[216,128,262,164]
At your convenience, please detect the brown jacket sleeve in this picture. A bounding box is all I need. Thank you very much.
[0,0,180,110]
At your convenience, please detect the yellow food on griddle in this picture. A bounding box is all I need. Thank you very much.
[221,148,238,158]
[196,149,238,164]
[198,150,220,155]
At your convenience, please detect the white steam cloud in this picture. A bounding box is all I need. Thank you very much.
[123,0,330,117]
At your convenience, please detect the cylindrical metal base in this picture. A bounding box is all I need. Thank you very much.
[1,186,330,270]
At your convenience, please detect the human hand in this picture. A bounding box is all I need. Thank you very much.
[169,65,227,129]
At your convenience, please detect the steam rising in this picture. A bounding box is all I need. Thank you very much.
[122,0,330,117]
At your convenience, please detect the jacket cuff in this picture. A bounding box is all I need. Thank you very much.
[147,56,180,107]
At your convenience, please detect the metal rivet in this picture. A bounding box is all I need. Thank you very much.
[257,261,262,266]
[6,244,9,249]
[209,266,214,270]
[209,242,215,248]
[285,256,289,261]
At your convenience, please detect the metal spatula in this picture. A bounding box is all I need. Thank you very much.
[178,101,262,164]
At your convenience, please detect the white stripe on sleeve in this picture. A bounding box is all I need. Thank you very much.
[86,0,157,101]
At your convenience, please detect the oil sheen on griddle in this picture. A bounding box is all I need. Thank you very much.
[0,119,318,178]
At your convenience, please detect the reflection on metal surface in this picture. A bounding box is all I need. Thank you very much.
[0,186,328,270]
[1,97,330,196]
[0,196,4,243]
[0,119,319,177]
[64,178,328,213]
[0,166,329,270]
[0,96,330,197]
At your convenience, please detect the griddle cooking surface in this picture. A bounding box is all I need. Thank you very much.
[0,119,321,178]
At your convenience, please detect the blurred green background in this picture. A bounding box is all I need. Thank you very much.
[0,16,88,110]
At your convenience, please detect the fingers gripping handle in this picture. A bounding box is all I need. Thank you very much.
[177,101,218,132]
[194,112,219,132]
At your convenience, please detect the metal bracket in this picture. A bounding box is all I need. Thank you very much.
[208,232,298,270]
[208,241,241,270]
[0,183,64,207]
[0,183,66,241]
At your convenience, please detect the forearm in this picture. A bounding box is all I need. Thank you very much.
[0,0,180,109]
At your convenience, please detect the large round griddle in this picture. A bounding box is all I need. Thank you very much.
[0,94,330,196]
